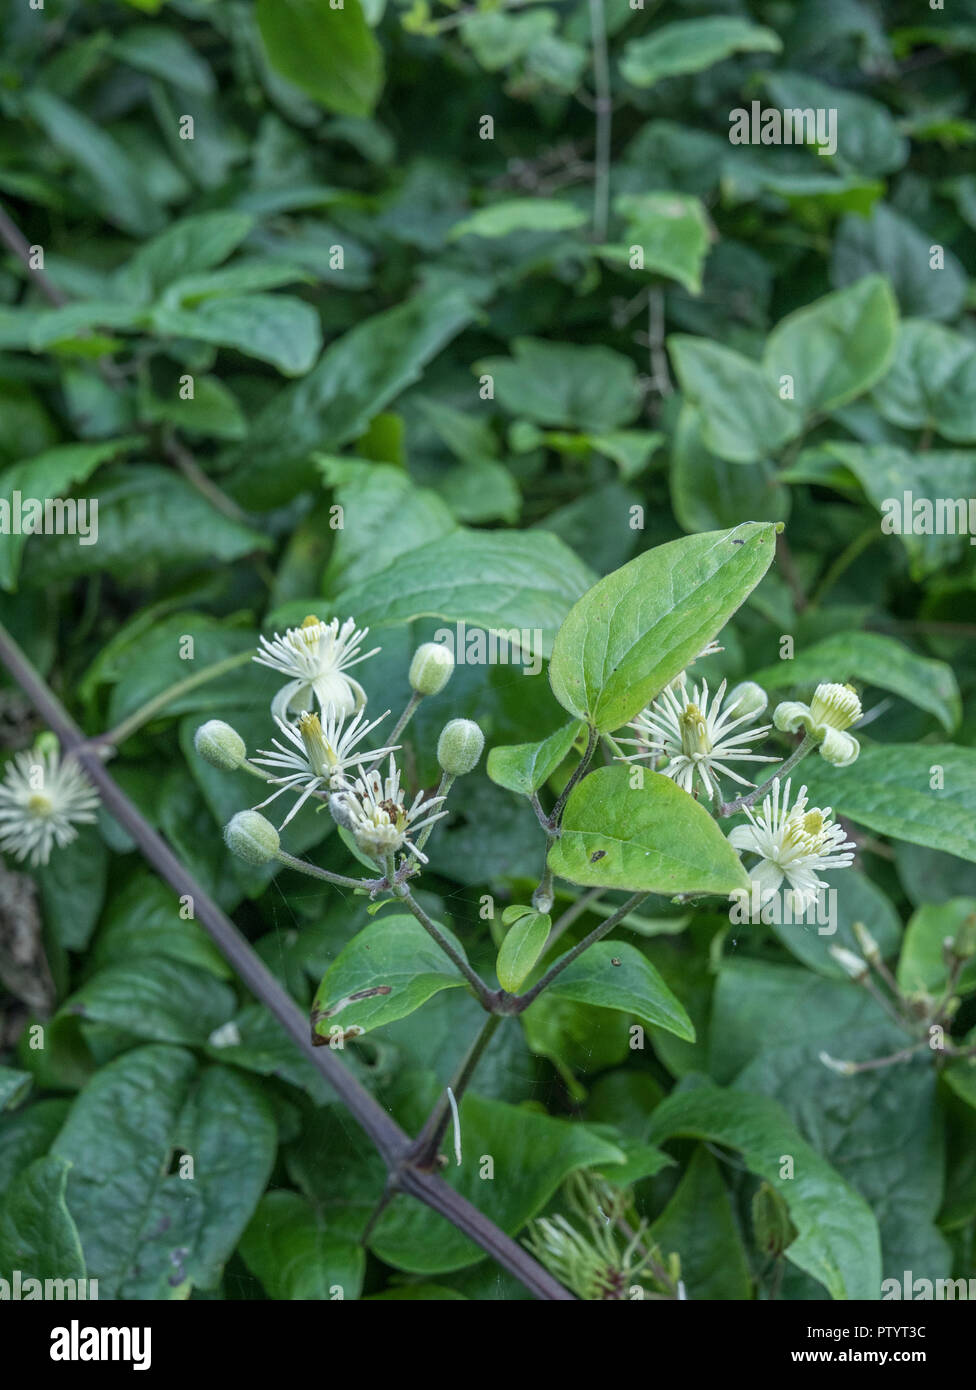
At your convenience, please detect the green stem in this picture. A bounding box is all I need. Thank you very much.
[716,735,816,818]
[364,692,422,775]
[92,650,253,749]
[274,848,374,891]
[412,771,454,856]
[516,892,648,1008]
[395,883,496,1010]
[808,526,879,609]
[549,725,598,828]
[544,887,606,952]
[408,1015,503,1168]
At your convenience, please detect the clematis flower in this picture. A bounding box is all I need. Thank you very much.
[0,746,99,867]
[727,777,856,912]
[331,755,447,865]
[253,615,379,722]
[617,678,779,800]
[773,682,862,767]
[251,706,397,829]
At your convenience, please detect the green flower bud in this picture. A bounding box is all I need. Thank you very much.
[726,681,768,720]
[953,912,976,962]
[195,720,247,771]
[437,718,484,776]
[751,1181,798,1256]
[224,809,280,864]
[409,642,454,696]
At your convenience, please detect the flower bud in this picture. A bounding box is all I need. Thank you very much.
[437,718,484,776]
[751,1182,797,1256]
[953,912,976,962]
[224,809,280,864]
[409,642,454,696]
[726,681,768,721]
[195,720,247,771]
[852,921,881,966]
[829,945,869,982]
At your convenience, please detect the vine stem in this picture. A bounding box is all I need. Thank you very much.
[0,620,574,1302]
[516,892,648,1008]
[408,1015,503,1170]
[89,650,254,750]
[716,735,816,818]
[588,0,612,241]
[394,882,496,1010]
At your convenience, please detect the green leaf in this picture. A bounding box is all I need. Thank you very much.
[897,899,976,997]
[0,1065,32,1111]
[800,744,976,863]
[312,914,470,1039]
[650,1146,752,1298]
[800,441,976,578]
[613,192,711,293]
[238,1191,365,1300]
[541,941,695,1041]
[832,204,966,321]
[763,72,908,176]
[256,0,383,118]
[371,1093,625,1273]
[548,523,777,731]
[151,293,321,376]
[317,456,457,591]
[116,211,255,303]
[749,631,960,733]
[477,337,641,433]
[763,275,898,418]
[225,286,475,507]
[24,89,163,236]
[670,404,790,532]
[487,720,582,796]
[63,957,237,1046]
[306,528,595,662]
[52,1047,276,1297]
[450,198,586,240]
[872,319,976,443]
[620,16,781,88]
[22,465,270,586]
[547,765,750,897]
[648,1083,882,1299]
[0,437,140,591]
[496,910,550,992]
[0,1156,86,1283]
[36,826,108,952]
[668,337,797,463]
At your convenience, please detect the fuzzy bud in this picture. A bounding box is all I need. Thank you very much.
[751,1182,797,1256]
[224,810,280,865]
[852,921,881,966]
[726,681,768,720]
[437,718,484,776]
[195,720,247,771]
[409,642,455,696]
[829,945,869,982]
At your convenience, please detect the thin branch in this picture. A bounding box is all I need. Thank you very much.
[408,1015,502,1170]
[0,621,574,1302]
[394,882,496,1010]
[516,892,648,1008]
[716,735,815,818]
[90,650,253,751]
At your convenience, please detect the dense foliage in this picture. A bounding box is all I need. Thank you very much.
[1,0,975,1303]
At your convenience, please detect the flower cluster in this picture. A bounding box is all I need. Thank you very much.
[618,643,865,903]
[201,623,479,876]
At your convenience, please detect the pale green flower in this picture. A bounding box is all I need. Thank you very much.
[773,682,862,766]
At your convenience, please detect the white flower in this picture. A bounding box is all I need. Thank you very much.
[727,778,856,911]
[0,748,99,867]
[254,614,379,722]
[773,682,862,767]
[251,706,398,829]
[333,755,448,865]
[617,678,779,800]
